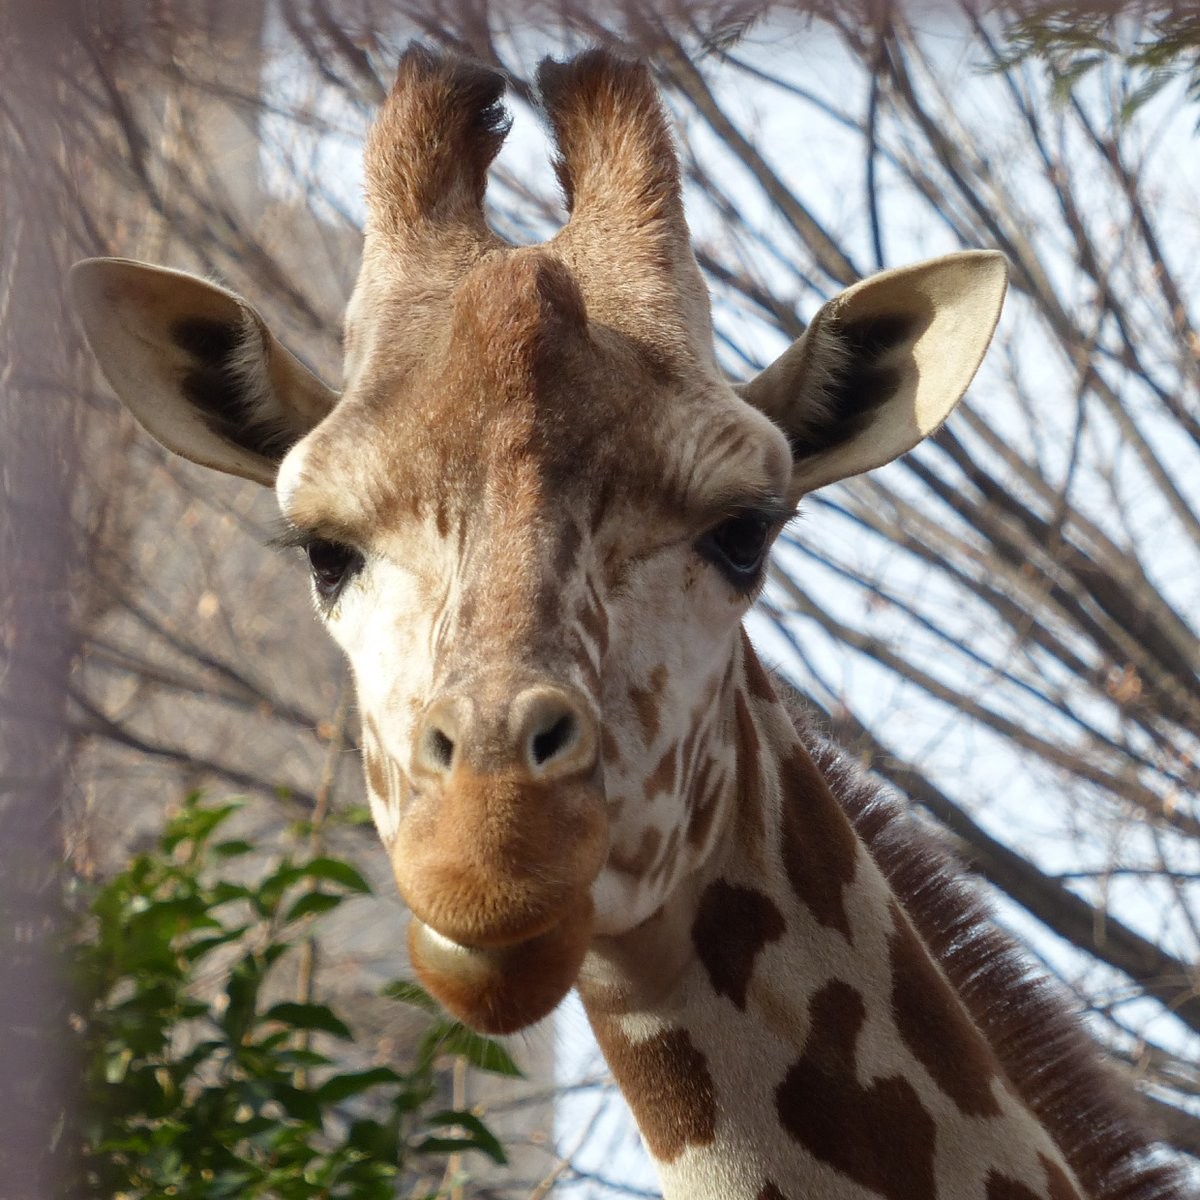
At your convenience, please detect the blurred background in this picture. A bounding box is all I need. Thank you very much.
[2,1,1197,1196]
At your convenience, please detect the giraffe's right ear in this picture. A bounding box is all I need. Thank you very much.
[70,258,338,486]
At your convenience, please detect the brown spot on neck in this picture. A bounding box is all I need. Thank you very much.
[361,716,391,805]
[758,1185,790,1200]
[778,744,858,940]
[588,1018,717,1164]
[888,899,1002,1118]
[741,630,778,702]
[600,725,622,767]
[686,755,725,849]
[691,879,785,1010]
[364,743,389,803]
[644,741,678,800]
[986,1171,1043,1200]
[776,980,937,1200]
[649,826,681,886]
[578,577,609,657]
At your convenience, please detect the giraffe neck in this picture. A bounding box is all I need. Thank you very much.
[578,637,1113,1200]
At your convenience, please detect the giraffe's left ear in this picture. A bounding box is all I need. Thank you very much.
[738,251,1007,496]
[70,258,339,486]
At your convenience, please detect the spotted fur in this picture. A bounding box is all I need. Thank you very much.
[788,689,1184,1200]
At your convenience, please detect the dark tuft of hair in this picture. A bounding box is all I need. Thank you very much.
[172,315,295,461]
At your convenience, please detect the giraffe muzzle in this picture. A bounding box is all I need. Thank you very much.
[393,683,608,1032]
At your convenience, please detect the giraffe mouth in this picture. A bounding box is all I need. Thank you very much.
[408,895,595,1035]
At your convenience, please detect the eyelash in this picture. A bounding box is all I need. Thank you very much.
[306,539,364,600]
[696,509,778,592]
[269,523,364,602]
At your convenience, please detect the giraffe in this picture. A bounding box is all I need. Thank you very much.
[70,46,1185,1200]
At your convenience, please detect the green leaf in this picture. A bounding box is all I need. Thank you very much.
[253,1028,294,1052]
[172,1038,225,1080]
[346,1117,400,1164]
[415,1109,508,1165]
[1049,53,1105,104]
[162,801,242,853]
[429,1022,522,1078]
[254,859,304,914]
[381,980,438,1013]
[276,1048,332,1069]
[210,880,255,904]
[262,1002,353,1040]
[262,941,294,968]
[221,954,267,1044]
[270,1082,324,1125]
[314,1066,403,1104]
[284,890,343,922]
[183,926,250,963]
[104,1046,133,1085]
[73,793,521,1194]
[213,839,256,858]
[297,857,372,894]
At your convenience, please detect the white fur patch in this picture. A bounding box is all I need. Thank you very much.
[275,437,310,513]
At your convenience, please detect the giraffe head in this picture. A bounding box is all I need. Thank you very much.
[71,47,1006,1034]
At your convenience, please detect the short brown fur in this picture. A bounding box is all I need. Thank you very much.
[364,45,509,235]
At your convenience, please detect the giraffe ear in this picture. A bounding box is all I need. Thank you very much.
[70,258,338,486]
[738,251,1007,496]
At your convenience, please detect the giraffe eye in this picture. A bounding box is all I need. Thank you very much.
[306,539,362,599]
[698,512,773,588]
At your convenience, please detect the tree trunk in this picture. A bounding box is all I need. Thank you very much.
[0,6,85,1194]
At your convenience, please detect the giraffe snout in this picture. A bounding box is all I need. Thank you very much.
[395,682,607,1034]
[412,683,599,783]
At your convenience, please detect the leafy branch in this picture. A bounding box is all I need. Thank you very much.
[70,793,516,1199]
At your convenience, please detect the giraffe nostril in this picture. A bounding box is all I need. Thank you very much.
[416,687,594,780]
[422,725,456,773]
[514,686,596,779]
[531,713,576,766]
[414,696,467,779]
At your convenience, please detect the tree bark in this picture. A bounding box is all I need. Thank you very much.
[0,6,86,1194]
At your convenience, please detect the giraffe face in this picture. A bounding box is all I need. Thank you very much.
[70,47,1007,1037]
[276,245,794,1032]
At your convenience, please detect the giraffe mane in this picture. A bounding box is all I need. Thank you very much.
[784,693,1187,1200]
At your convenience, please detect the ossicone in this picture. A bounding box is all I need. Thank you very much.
[364,43,511,236]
